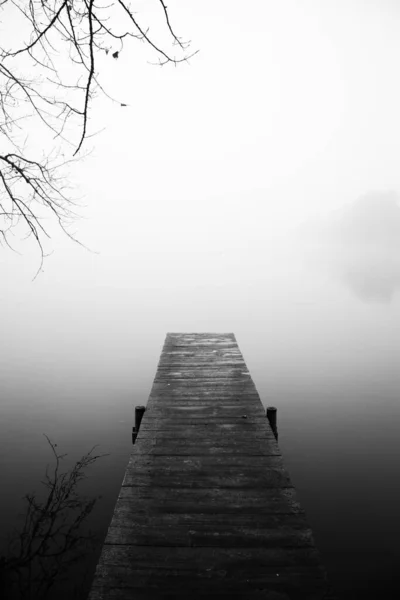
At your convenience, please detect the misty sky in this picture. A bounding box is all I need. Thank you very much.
[1,0,400,403]
[3,0,400,277]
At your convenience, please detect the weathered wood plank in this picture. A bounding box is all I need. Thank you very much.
[93,544,323,572]
[114,485,305,514]
[136,426,275,440]
[139,420,273,431]
[89,575,333,600]
[89,546,333,599]
[105,512,314,548]
[122,454,284,468]
[140,416,269,425]
[150,383,258,391]
[122,466,291,489]
[143,407,266,419]
[123,453,285,470]
[147,393,261,400]
[130,439,282,456]
[88,333,335,600]
[146,396,263,404]
[156,360,247,365]
[108,508,309,528]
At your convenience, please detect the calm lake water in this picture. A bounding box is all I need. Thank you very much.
[1,232,400,599]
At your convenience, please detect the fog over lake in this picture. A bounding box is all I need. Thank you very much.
[1,1,400,598]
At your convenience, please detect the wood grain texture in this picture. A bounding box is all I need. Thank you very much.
[88,333,335,599]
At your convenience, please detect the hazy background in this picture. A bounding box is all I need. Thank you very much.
[1,1,400,598]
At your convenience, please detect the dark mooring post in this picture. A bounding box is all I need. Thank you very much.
[266,406,278,441]
[132,405,146,444]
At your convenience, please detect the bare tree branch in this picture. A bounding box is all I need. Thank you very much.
[0,0,198,269]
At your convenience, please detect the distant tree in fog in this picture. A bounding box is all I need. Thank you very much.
[327,192,400,250]
[297,191,400,303]
[0,1,197,275]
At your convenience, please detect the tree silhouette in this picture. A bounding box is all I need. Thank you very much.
[0,1,197,274]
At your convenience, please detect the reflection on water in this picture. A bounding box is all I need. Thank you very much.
[297,191,400,303]
[339,252,400,303]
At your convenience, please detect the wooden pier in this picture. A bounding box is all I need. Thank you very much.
[88,333,335,599]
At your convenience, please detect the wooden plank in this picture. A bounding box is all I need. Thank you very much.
[158,359,245,364]
[92,544,323,572]
[129,439,282,456]
[122,454,285,468]
[114,485,305,514]
[135,430,276,443]
[148,394,262,401]
[122,463,292,489]
[89,546,333,599]
[123,453,285,470]
[88,333,335,599]
[142,407,266,419]
[147,395,262,403]
[139,420,273,430]
[105,512,314,547]
[150,383,258,391]
[140,416,269,425]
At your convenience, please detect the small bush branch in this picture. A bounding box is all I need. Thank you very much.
[0,435,109,599]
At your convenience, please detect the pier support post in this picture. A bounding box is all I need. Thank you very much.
[266,406,278,440]
[135,405,146,431]
[132,405,146,444]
